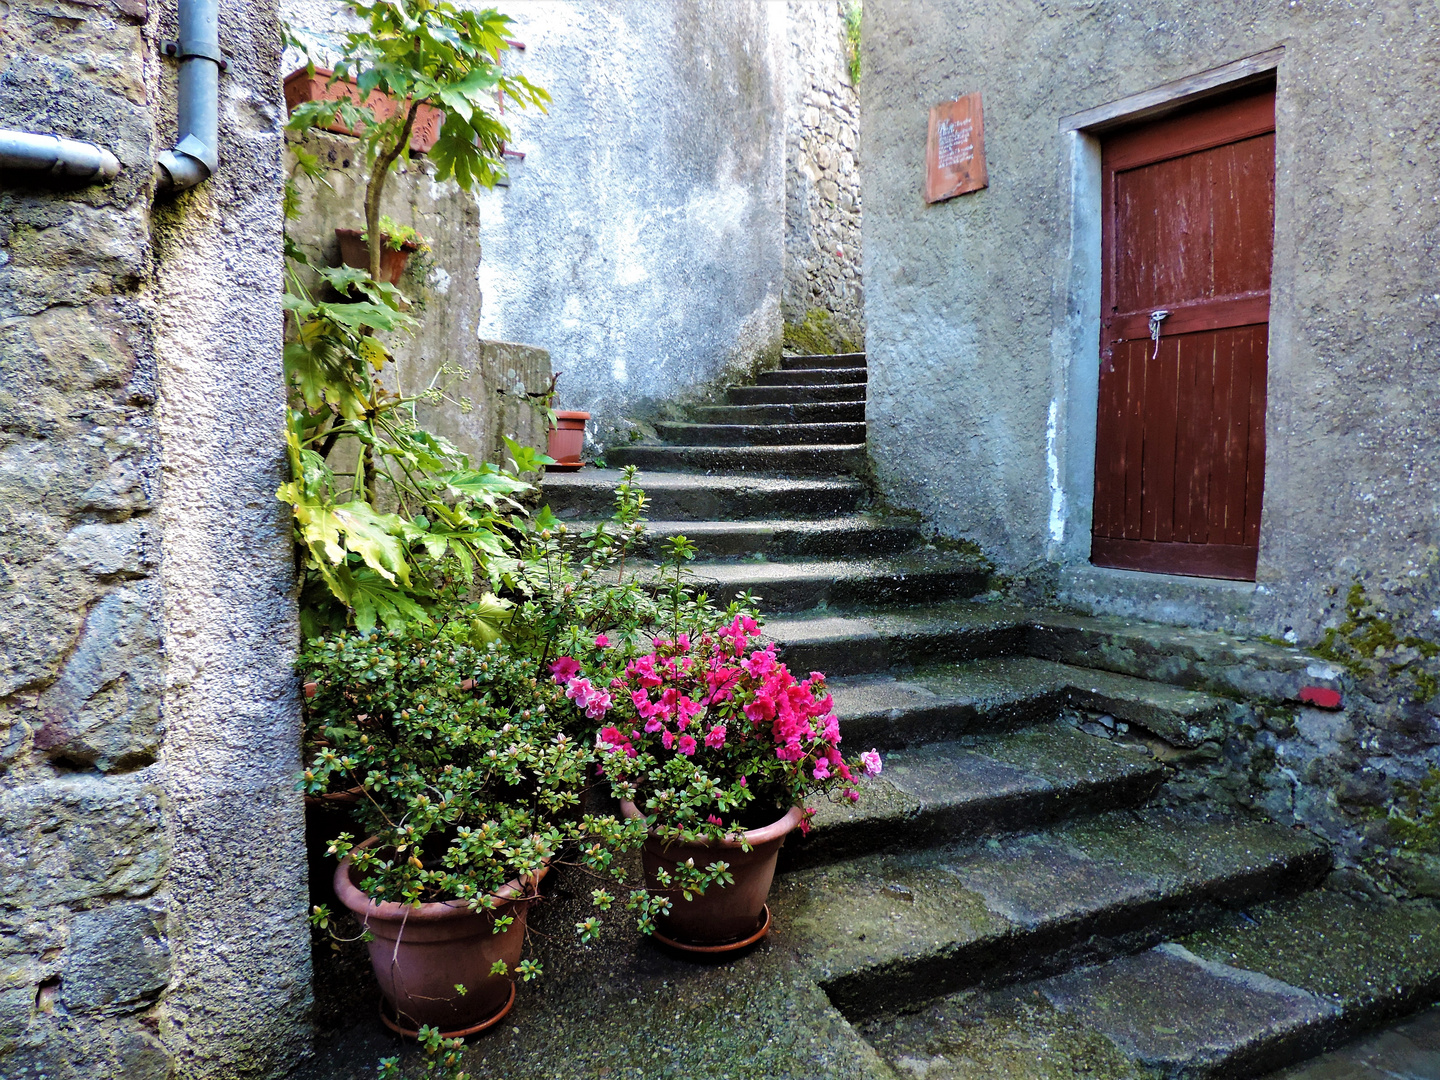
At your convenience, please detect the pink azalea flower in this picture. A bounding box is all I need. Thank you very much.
[707,814,724,826]
[661,730,675,750]
[861,749,883,777]
[812,759,831,780]
[594,633,610,648]
[704,724,727,749]
[845,788,859,803]
[677,734,698,756]
[550,656,581,684]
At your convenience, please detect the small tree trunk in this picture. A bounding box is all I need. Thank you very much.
[363,101,423,282]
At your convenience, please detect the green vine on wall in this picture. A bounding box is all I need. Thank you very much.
[842,0,862,85]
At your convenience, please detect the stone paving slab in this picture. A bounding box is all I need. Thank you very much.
[1262,1005,1440,1079]
[1040,944,1339,1077]
[774,809,1328,1020]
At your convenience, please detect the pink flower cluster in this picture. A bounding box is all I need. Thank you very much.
[551,656,612,720]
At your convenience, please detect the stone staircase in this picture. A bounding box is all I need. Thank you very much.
[541,352,1440,1079]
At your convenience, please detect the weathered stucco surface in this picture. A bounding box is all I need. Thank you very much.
[1,0,309,1074]
[783,0,864,339]
[285,131,553,469]
[456,0,787,447]
[861,0,1440,644]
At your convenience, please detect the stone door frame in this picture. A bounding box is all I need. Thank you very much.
[1048,47,1286,598]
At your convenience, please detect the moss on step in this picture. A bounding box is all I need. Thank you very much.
[783,308,863,355]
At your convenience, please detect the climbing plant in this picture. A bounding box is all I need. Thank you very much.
[842,0,862,85]
[279,2,550,637]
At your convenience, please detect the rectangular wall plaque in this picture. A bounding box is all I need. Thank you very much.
[925,92,988,203]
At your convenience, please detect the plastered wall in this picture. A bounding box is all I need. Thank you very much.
[861,0,1440,643]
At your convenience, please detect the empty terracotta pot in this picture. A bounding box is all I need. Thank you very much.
[335,228,420,286]
[547,411,590,465]
[621,801,802,947]
[333,852,545,1033]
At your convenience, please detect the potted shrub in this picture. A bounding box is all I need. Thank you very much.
[283,65,446,153]
[335,217,429,286]
[301,614,647,1035]
[500,519,881,953]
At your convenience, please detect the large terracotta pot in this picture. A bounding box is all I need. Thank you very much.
[547,411,589,466]
[621,801,803,947]
[333,852,545,1034]
[283,68,444,153]
[335,228,420,286]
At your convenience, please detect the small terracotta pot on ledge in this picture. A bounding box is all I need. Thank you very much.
[546,411,590,472]
[333,849,547,1037]
[335,227,420,286]
[621,801,803,953]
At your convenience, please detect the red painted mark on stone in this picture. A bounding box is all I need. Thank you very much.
[1299,686,1343,710]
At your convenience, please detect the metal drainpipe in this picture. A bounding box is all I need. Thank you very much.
[156,0,221,192]
[0,130,121,181]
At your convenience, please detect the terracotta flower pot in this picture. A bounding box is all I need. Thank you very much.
[621,801,803,949]
[283,67,444,154]
[335,227,420,286]
[333,851,546,1035]
[547,411,590,467]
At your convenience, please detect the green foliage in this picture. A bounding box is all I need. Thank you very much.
[366,215,429,252]
[285,0,548,278]
[842,1,862,86]
[782,308,863,356]
[279,4,553,636]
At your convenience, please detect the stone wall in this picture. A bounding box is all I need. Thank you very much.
[861,0,1440,646]
[284,131,553,470]
[0,0,308,1075]
[783,0,863,341]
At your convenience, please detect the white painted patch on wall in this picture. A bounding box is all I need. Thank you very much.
[427,266,451,295]
[1047,397,1066,546]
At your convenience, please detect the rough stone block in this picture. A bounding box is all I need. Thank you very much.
[0,774,165,908]
[61,902,169,1014]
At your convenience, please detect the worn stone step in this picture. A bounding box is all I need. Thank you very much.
[653,420,867,447]
[765,601,1032,678]
[781,351,867,370]
[820,655,1244,752]
[873,891,1440,1080]
[726,382,867,406]
[772,808,1331,1021]
[541,469,869,522]
[666,551,992,614]
[783,725,1166,871]
[757,367,868,387]
[1027,609,1343,706]
[605,443,868,477]
[690,401,866,425]
[567,516,923,561]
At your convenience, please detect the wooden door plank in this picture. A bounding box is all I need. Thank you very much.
[1211,327,1248,546]
[1244,324,1269,547]
[1122,338,1147,539]
[1212,134,1276,296]
[1143,334,1179,542]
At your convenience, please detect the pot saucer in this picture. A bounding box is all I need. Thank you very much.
[378,982,515,1040]
[544,461,584,472]
[652,904,771,956]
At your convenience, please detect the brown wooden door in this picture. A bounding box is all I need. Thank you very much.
[1091,89,1275,581]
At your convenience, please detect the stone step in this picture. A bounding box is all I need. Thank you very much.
[783,725,1166,871]
[690,400,866,425]
[820,655,1243,752]
[757,367,869,387]
[605,443,868,477]
[866,891,1440,1080]
[726,382,868,406]
[781,351,867,370]
[772,808,1331,1021]
[665,551,992,614]
[765,601,1031,677]
[652,420,867,447]
[566,515,923,561]
[541,469,869,522]
[765,600,1338,708]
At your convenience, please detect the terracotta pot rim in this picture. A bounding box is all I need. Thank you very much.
[619,800,803,848]
[333,840,547,923]
[334,226,421,253]
[553,410,591,421]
